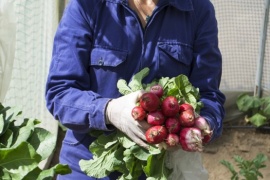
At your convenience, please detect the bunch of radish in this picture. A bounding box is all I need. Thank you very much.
[131,84,213,152]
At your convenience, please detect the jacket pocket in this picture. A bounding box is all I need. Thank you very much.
[158,42,193,76]
[90,47,128,67]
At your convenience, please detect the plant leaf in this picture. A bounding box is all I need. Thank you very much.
[117,79,132,95]
[0,104,72,179]
[118,134,136,149]
[0,142,41,179]
[0,106,21,136]
[21,164,72,180]
[253,153,268,169]
[37,164,72,179]
[0,129,13,148]
[236,94,261,112]
[248,113,267,127]
[129,145,151,161]
[261,97,270,118]
[79,146,125,178]
[143,151,172,180]
[11,119,36,147]
[220,160,238,179]
[123,149,144,180]
[175,75,193,94]
[0,167,11,179]
[128,67,149,92]
[27,127,56,160]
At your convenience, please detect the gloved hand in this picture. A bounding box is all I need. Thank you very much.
[106,90,151,149]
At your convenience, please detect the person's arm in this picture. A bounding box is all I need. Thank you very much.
[45,0,110,133]
[190,1,226,142]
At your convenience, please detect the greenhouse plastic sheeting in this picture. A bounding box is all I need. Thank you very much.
[1,0,270,171]
[0,0,16,102]
[0,0,59,169]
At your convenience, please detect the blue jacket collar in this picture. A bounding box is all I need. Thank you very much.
[115,0,193,11]
[168,0,193,11]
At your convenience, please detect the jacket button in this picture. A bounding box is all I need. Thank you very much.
[98,58,104,66]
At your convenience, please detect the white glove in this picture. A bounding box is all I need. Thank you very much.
[106,91,151,148]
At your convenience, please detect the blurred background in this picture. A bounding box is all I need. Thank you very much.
[0,0,269,168]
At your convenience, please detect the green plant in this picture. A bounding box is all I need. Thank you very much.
[79,67,203,179]
[220,153,268,180]
[236,93,270,127]
[0,103,71,179]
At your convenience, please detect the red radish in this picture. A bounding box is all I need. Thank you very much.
[194,116,212,135]
[179,103,194,112]
[179,127,203,152]
[165,117,181,134]
[140,92,160,112]
[202,132,212,144]
[178,109,195,127]
[150,84,164,98]
[147,110,166,125]
[161,96,179,117]
[145,125,168,144]
[131,106,146,121]
[166,133,179,147]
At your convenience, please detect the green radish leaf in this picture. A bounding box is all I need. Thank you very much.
[79,145,125,178]
[81,69,204,180]
[166,87,179,97]
[129,145,151,161]
[128,67,150,92]
[117,79,133,95]
[89,140,106,157]
[104,139,118,149]
[118,134,136,149]
[89,132,118,156]
[183,93,198,109]
[143,151,172,180]
[99,132,119,149]
[148,145,162,155]
[248,113,267,127]
[175,75,193,93]
[158,77,170,89]
[110,150,128,176]
[123,149,144,180]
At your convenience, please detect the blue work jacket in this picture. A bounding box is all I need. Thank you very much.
[45,0,226,179]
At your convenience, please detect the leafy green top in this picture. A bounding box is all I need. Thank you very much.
[79,67,203,179]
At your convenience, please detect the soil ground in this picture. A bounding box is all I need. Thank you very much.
[202,127,270,180]
[50,125,270,180]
